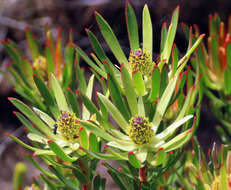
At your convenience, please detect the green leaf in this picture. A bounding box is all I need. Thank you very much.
[95,12,128,67]
[73,169,88,185]
[82,74,95,120]
[171,44,179,76]
[80,120,115,142]
[25,27,40,60]
[226,42,231,68]
[33,107,55,129]
[160,23,167,53]
[132,71,145,96]
[75,59,87,93]
[75,45,106,78]
[221,163,229,190]
[25,154,57,179]
[162,128,192,152]
[79,128,89,149]
[40,175,57,190]
[67,89,80,117]
[14,112,43,136]
[152,76,177,130]
[9,98,55,138]
[156,115,193,141]
[97,93,129,132]
[79,92,108,128]
[89,133,100,153]
[142,4,152,57]
[154,148,166,166]
[148,66,160,102]
[45,46,55,74]
[33,74,59,118]
[51,74,69,112]
[86,29,119,74]
[48,140,78,162]
[128,152,143,168]
[126,2,139,51]
[160,6,179,65]
[224,69,231,94]
[49,166,80,190]
[108,74,130,121]
[121,64,138,116]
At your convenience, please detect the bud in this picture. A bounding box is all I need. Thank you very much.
[33,56,48,81]
[128,116,154,145]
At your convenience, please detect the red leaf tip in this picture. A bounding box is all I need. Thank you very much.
[7,97,13,101]
[85,28,89,33]
[104,146,109,149]
[69,43,76,47]
[128,152,134,155]
[25,26,29,31]
[47,139,54,143]
[5,133,11,137]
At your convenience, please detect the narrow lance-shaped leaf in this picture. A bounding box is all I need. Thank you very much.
[25,27,40,60]
[95,12,129,67]
[132,70,145,96]
[51,74,69,112]
[126,1,139,51]
[160,6,179,66]
[86,29,119,74]
[48,140,78,162]
[148,66,160,102]
[121,64,138,116]
[82,75,95,120]
[79,128,89,149]
[97,93,129,132]
[152,76,177,131]
[9,98,55,138]
[33,74,60,118]
[128,152,143,168]
[75,45,106,78]
[142,4,152,57]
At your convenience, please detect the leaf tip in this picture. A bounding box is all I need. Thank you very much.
[85,28,89,34]
[48,139,54,143]
[5,133,11,137]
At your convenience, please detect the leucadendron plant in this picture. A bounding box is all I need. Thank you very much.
[176,138,231,190]
[7,73,107,190]
[4,2,205,190]
[182,14,231,144]
[74,2,204,189]
[1,26,77,112]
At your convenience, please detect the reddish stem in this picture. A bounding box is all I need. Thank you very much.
[139,165,148,189]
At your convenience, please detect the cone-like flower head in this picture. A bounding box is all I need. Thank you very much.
[128,116,154,145]
[56,111,80,141]
[129,49,154,77]
[33,56,48,81]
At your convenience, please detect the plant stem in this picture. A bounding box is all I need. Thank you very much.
[139,165,148,189]
[78,157,91,190]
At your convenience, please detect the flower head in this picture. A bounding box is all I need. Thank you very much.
[128,116,154,145]
[129,49,154,77]
[33,56,48,81]
[56,111,81,142]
